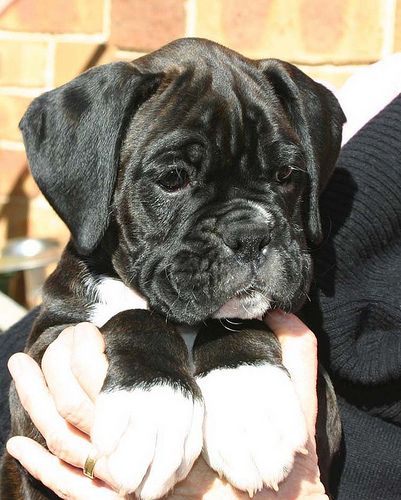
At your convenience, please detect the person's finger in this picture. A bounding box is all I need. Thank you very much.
[7,353,110,482]
[264,310,318,434]
[6,436,122,500]
[70,322,108,401]
[41,327,96,434]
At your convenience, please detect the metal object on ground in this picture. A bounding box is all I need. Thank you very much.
[0,238,61,273]
[0,238,62,307]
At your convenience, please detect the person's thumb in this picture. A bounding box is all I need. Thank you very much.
[264,311,318,435]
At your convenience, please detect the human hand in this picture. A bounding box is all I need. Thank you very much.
[6,312,327,499]
[6,323,123,499]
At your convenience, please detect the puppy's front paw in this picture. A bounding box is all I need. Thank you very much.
[197,364,308,495]
[91,385,204,500]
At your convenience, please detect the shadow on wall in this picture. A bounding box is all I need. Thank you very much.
[0,166,30,303]
[0,166,30,240]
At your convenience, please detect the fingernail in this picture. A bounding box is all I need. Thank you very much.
[6,437,21,457]
[264,309,285,325]
[7,355,23,378]
[58,325,75,340]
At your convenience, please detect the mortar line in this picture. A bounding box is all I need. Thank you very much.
[185,0,197,37]
[381,0,396,57]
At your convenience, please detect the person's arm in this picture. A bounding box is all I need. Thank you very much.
[6,312,327,499]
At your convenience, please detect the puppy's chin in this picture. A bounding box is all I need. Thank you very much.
[213,293,271,320]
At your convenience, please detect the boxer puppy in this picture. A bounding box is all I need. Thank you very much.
[0,38,345,499]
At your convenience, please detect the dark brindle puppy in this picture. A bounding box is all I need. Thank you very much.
[0,38,345,499]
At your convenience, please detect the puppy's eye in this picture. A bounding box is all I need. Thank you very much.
[158,168,190,192]
[275,166,294,183]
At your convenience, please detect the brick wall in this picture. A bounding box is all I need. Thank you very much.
[1,0,400,250]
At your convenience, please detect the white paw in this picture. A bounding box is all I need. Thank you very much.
[92,385,204,500]
[197,364,308,495]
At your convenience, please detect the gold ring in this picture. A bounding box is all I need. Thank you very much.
[83,452,97,479]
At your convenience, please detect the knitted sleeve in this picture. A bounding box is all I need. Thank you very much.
[303,93,401,499]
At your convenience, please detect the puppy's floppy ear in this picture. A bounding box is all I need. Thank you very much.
[20,62,162,255]
[259,59,346,244]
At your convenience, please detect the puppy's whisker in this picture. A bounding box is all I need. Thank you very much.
[218,318,240,332]
[224,318,242,325]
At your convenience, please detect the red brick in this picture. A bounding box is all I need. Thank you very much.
[300,0,345,53]
[221,0,272,52]
[195,0,386,64]
[0,197,30,244]
[0,0,104,34]
[54,42,105,86]
[0,149,40,199]
[28,196,69,245]
[299,0,385,62]
[95,46,147,65]
[0,95,32,142]
[111,0,186,51]
[0,196,69,250]
[0,40,48,87]
[93,44,119,65]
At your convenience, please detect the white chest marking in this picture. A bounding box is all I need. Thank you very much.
[89,277,148,327]
[177,325,198,373]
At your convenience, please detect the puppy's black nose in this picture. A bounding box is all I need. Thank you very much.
[222,227,271,261]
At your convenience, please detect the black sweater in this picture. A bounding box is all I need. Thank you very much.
[303,93,401,499]
[1,95,401,500]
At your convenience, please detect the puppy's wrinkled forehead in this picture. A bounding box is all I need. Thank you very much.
[149,46,286,120]
[124,60,296,174]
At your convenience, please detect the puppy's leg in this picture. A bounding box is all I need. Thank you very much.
[193,320,308,495]
[94,309,203,500]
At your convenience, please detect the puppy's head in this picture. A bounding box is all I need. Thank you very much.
[20,38,345,324]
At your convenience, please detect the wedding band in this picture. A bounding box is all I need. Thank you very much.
[83,452,97,479]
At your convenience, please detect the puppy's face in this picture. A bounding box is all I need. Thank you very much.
[113,77,310,323]
[20,39,345,324]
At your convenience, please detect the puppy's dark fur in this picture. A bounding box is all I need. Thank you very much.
[0,38,345,499]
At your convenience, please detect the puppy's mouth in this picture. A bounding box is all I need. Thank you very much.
[212,286,271,320]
